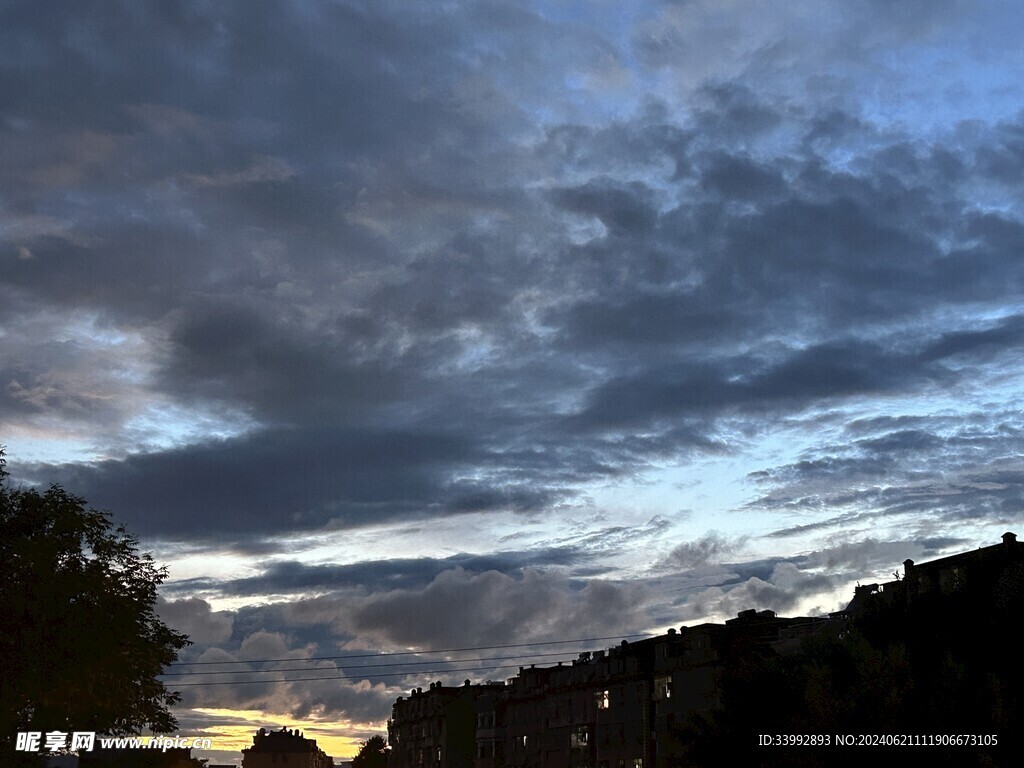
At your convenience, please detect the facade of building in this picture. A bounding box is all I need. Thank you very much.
[387,611,827,768]
[241,727,333,768]
[389,681,506,768]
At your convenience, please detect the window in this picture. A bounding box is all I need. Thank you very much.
[654,675,672,700]
[633,759,644,768]
[570,726,590,749]
[596,689,609,709]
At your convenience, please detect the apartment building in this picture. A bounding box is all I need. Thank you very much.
[388,611,820,768]
[241,727,333,768]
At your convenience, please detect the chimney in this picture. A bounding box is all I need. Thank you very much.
[903,559,915,577]
[1003,531,1017,546]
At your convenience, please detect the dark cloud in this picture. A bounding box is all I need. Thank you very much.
[918,313,1024,363]
[157,299,404,425]
[7,2,1024,543]
[749,412,1024,539]
[569,336,952,433]
[659,532,739,571]
[551,178,659,236]
[28,426,566,537]
[691,83,785,141]
[166,547,596,598]
[700,152,786,201]
[678,565,838,622]
[553,292,742,348]
[799,536,971,576]
[284,568,651,651]
[157,596,234,645]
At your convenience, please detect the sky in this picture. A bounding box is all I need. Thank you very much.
[2,0,1024,761]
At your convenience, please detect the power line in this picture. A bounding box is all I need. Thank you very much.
[160,650,586,677]
[167,658,580,687]
[168,634,650,667]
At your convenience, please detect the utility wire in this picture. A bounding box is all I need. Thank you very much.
[167,633,650,667]
[158,651,581,675]
[168,658,581,687]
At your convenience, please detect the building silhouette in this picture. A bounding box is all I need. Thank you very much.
[845,530,1021,614]
[241,727,333,768]
[389,681,505,768]
[388,611,831,768]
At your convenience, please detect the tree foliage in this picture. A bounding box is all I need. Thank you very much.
[351,734,388,768]
[0,449,190,756]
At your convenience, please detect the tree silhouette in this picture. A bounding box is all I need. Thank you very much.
[0,449,190,762]
[351,735,388,768]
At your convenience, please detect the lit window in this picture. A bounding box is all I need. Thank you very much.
[571,726,590,749]
[596,690,609,709]
[654,675,672,700]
